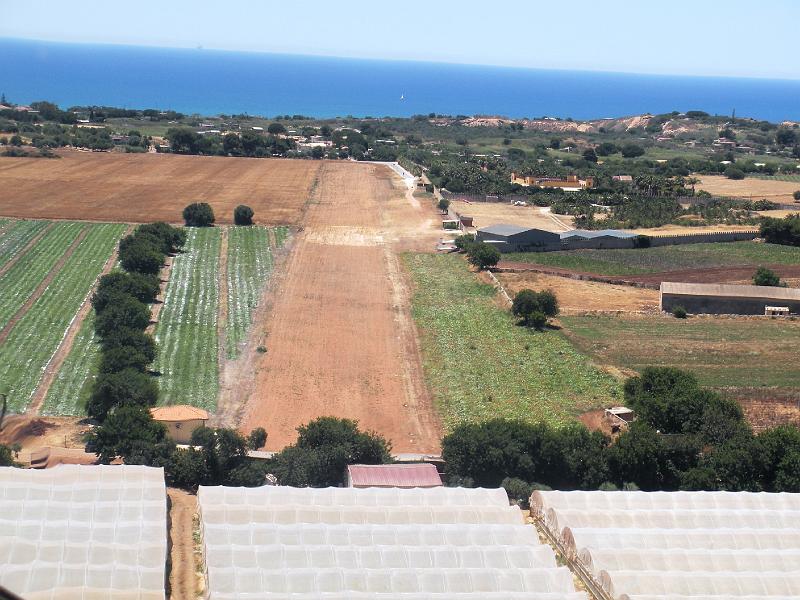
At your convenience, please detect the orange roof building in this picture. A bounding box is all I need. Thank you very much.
[150,405,210,444]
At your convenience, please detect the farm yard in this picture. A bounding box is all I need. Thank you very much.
[405,253,621,430]
[0,151,321,225]
[0,222,126,413]
[696,174,800,203]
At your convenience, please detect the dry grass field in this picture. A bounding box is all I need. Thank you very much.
[450,200,574,231]
[696,174,800,203]
[0,151,321,224]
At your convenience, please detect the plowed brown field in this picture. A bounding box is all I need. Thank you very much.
[239,162,442,453]
[0,151,320,224]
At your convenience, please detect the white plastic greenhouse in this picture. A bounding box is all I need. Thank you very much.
[0,464,167,599]
[532,490,800,599]
[198,485,587,598]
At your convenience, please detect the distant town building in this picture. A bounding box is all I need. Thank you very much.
[510,173,594,191]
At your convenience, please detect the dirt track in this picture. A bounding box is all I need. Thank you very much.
[239,162,441,453]
[0,151,320,225]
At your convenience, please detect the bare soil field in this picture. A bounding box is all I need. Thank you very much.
[696,174,800,203]
[450,200,574,231]
[495,272,659,313]
[731,389,800,431]
[0,415,90,465]
[0,151,321,224]
[239,162,441,453]
[631,223,760,235]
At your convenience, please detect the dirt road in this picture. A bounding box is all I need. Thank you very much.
[239,162,441,453]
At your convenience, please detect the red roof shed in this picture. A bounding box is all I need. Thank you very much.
[346,464,443,488]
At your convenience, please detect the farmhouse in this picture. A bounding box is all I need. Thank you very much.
[660,282,800,315]
[346,463,443,488]
[476,224,560,251]
[511,173,594,190]
[150,405,210,444]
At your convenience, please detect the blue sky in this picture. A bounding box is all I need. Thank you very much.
[1,0,798,79]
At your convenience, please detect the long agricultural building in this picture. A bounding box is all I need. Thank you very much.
[198,485,588,599]
[532,490,800,599]
[660,281,800,315]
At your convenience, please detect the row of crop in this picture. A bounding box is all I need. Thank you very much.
[154,227,221,409]
[0,224,126,412]
[0,222,84,328]
[225,226,277,358]
[40,313,99,416]
[0,220,50,265]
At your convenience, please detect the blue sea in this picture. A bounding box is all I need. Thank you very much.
[2,38,800,122]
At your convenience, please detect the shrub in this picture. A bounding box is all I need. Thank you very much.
[794,190,800,201]
[501,477,534,508]
[183,202,215,227]
[248,427,268,450]
[234,204,254,225]
[620,144,645,158]
[466,242,501,270]
[724,166,745,180]
[753,266,781,287]
[437,198,450,212]
[453,234,476,252]
[672,305,688,319]
[633,234,651,249]
[760,215,800,246]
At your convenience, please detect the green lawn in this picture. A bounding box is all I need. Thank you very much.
[504,242,800,276]
[561,314,800,389]
[154,227,221,410]
[404,254,621,430]
[0,223,126,412]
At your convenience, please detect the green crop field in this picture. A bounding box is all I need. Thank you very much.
[0,223,125,412]
[41,313,99,416]
[504,242,800,276]
[0,222,86,328]
[404,253,621,430]
[154,227,221,410]
[561,314,800,389]
[225,226,288,359]
[751,174,800,183]
[0,220,50,265]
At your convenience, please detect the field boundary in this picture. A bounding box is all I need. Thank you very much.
[0,222,54,278]
[0,225,90,345]
[27,225,132,415]
[493,263,660,289]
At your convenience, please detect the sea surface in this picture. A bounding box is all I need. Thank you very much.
[2,38,800,122]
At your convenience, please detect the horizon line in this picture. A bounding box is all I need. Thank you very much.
[3,35,800,84]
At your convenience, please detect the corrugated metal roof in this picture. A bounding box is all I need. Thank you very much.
[661,282,800,301]
[560,229,637,240]
[478,223,535,236]
[150,405,210,422]
[347,464,443,488]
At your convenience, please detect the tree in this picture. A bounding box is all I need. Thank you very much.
[511,289,559,329]
[454,234,476,252]
[223,133,241,155]
[248,427,268,450]
[311,146,325,159]
[183,202,215,227]
[136,222,186,253]
[88,404,167,464]
[437,198,450,213]
[93,272,160,311]
[794,191,800,201]
[233,204,254,225]
[87,368,159,422]
[94,295,151,337]
[620,144,645,158]
[0,444,18,467]
[595,142,617,156]
[466,242,501,270]
[582,148,598,163]
[760,215,800,246]
[549,138,561,150]
[269,417,391,487]
[775,128,797,146]
[724,166,745,180]
[753,266,781,287]
[98,344,154,374]
[119,239,164,275]
[267,122,287,135]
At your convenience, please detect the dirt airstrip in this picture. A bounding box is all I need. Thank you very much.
[0,150,320,225]
[238,162,442,453]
